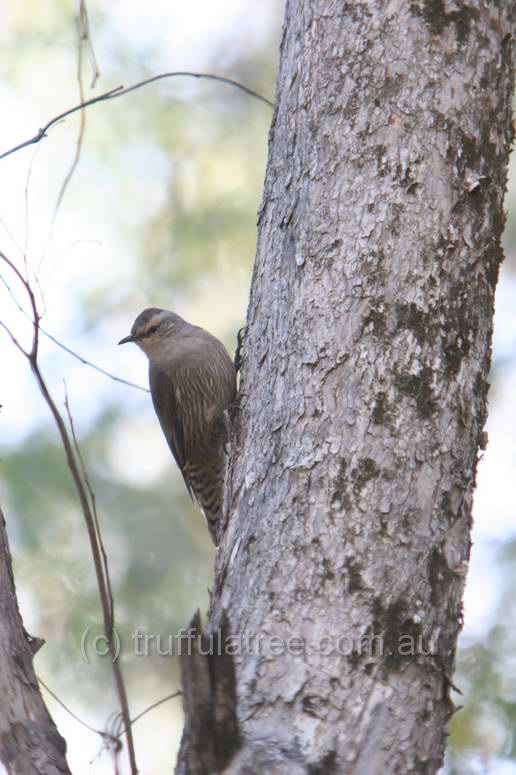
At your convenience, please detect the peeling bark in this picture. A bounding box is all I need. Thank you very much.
[178,1,515,773]
[0,508,71,774]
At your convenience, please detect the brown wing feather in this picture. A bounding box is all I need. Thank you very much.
[149,363,193,500]
[149,336,236,545]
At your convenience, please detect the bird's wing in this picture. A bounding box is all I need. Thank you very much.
[148,363,193,499]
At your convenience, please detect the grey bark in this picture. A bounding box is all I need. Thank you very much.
[0,508,71,774]
[178,1,515,774]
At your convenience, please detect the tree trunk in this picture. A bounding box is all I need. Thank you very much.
[0,508,71,774]
[177,1,515,773]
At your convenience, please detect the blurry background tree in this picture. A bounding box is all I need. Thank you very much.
[0,2,514,773]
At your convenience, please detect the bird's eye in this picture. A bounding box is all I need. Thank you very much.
[145,324,159,337]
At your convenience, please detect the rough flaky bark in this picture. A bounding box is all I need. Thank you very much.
[0,508,71,774]
[177,1,515,773]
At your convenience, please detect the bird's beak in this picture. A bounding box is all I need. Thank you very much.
[118,335,135,345]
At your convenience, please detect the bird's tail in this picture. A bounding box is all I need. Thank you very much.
[184,459,225,545]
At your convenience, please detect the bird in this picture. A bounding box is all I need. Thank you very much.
[118,308,237,545]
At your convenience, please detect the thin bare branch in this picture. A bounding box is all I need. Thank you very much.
[23,147,49,317]
[39,674,127,771]
[78,0,100,88]
[0,320,29,357]
[0,71,274,161]
[0,213,25,256]
[64,385,115,630]
[38,0,96,274]
[0,250,138,774]
[44,326,150,392]
[0,251,40,357]
[0,86,123,160]
[56,1,89,207]
[23,146,39,280]
[111,71,274,107]
[130,691,182,727]
[0,272,149,392]
[38,675,103,737]
[39,675,181,748]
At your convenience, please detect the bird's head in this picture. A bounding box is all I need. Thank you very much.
[118,308,186,357]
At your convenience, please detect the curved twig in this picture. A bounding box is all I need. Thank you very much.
[0,273,149,392]
[0,71,274,161]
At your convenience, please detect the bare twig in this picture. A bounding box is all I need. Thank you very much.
[130,691,182,727]
[0,250,138,774]
[38,675,104,737]
[45,327,149,392]
[23,146,39,280]
[0,86,123,160]
[0,252,40,356]
[38,0,100,275]
[39,675,181,747]
[78,0,100,89]
[64,385,115,629]
[0,213,25,255]
[56,1,91,207]
[39,675,129,770]
[19,142,50,320]
[0,272,149,392]
[0,71,274,161]
[0,319,27,356]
